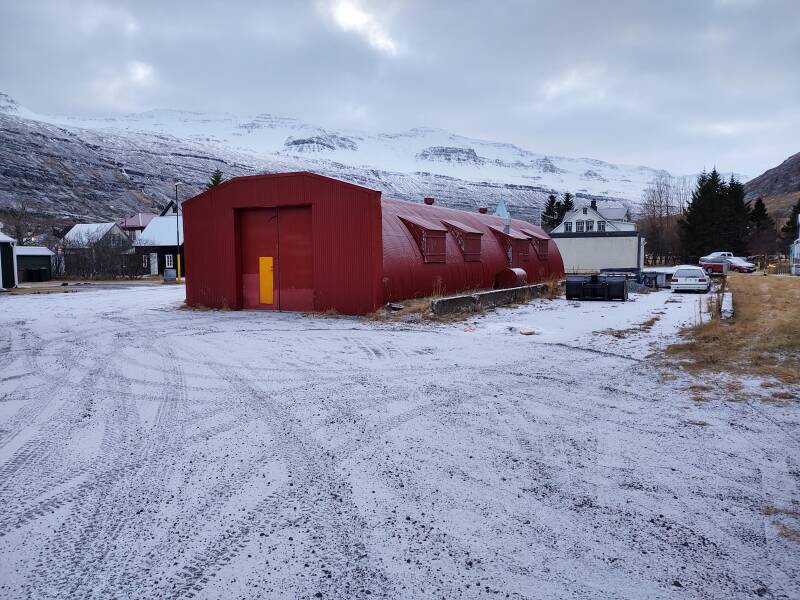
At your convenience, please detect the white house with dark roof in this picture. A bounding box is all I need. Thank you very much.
[550,200,645,273]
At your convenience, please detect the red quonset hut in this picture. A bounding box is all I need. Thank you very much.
[182,172,564,315]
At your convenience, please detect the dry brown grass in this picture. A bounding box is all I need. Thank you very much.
[665,274,800,384]
[764,506,800,517]
[598,314,661,339]
[368,278,564,323]
[778,524,800,542]
[367,296,480,323]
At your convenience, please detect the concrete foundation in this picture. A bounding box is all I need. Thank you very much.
[431,282,560,316]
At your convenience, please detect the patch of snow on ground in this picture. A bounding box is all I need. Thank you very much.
[0,286,797,599]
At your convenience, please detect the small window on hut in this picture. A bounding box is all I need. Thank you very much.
[441,219,483,262]
[521,229,550,259]
[489,226,530,266]
[399,215,448,263]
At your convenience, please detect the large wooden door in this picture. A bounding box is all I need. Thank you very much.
[277,206,314,311]
[240,208,278,309]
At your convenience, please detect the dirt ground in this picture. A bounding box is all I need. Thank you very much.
[0,285,798,599]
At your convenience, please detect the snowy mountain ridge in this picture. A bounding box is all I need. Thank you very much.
[0,92,681,223]
[41,104,671,201]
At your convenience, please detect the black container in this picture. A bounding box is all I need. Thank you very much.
[565,274,628,301]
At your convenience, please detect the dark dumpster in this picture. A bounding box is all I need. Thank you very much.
[565,274,628,301]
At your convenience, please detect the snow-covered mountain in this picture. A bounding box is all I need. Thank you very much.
[0,92,673,223]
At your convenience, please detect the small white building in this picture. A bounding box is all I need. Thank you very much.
[550,200,645,273]
[790,215,800,276]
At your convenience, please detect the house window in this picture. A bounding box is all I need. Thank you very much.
[576,220,585,233]
[585,220,594,232]
[582,207,588,215]
[400,216,447,263]
[142,255,148,268]
[598,221,606,232]
[564,222,573,232]
[165,254,173,268]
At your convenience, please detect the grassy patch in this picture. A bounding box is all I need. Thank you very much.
[665,274,800,384]
[598,314,661,339]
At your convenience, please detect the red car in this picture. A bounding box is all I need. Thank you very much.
[699,255,756,274]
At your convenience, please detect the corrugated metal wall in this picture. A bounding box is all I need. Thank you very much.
[381,198,563,301]
[184,172,564,314]
[184,172,383,314]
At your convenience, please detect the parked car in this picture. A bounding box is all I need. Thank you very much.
[699,255,756,274]
[726,257,756,272]
[701,251,734,260]
[671,266,710,293]
[698,255,728,274]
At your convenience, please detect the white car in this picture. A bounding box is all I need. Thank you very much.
[671,265,711,293]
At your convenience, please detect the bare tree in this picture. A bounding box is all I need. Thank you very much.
[3,202,37,245]
[638,173,682,264]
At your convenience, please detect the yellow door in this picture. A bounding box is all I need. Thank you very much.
[259,256,274,304]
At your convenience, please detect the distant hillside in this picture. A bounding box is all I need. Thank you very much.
[745,152,800,223]
[0,92,677,225]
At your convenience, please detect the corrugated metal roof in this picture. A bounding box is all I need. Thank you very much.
[398,214,448,232]
[441,219,483,235]
[520,228,549,241]
[64,223,117,244]
[117,212,156,229]
[488,225,529,240]
[135,215,183,247]
[15,246,54,256]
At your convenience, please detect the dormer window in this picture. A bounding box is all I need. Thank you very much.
[399,215,447,263]
[585,220,594,232]
[576,220,585,233]
[564,222,573,232]
[441,219,483,262]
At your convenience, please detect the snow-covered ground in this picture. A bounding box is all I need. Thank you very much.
[0,286,797,599]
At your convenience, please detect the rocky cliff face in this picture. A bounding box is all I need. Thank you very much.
[0,93,668,224]
[744,152,800,223]
[745,152,800,199]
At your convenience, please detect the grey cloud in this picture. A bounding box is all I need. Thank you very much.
[1,0,798,175]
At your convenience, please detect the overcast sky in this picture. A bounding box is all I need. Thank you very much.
[1,0,798,176]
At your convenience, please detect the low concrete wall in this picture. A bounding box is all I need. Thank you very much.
[431,281,560,316]
[721,291,734,319]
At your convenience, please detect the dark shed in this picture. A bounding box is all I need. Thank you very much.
[0,232,16,289]
[183,172,563,314]
[15,246,54,282]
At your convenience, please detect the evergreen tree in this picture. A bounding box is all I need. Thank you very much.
[720,175,750,255]
[749,197,772,229]
[679,169,722,259]
[780,198,800,246]
[541,194,560,231]
[679,170,754,259]
[558,192,574,222]
[748,197,777,254]
[205,168,224,190]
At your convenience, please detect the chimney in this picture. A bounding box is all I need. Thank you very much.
[478,207,488,214]
[590,199,597,211]
[423,197,435,205]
